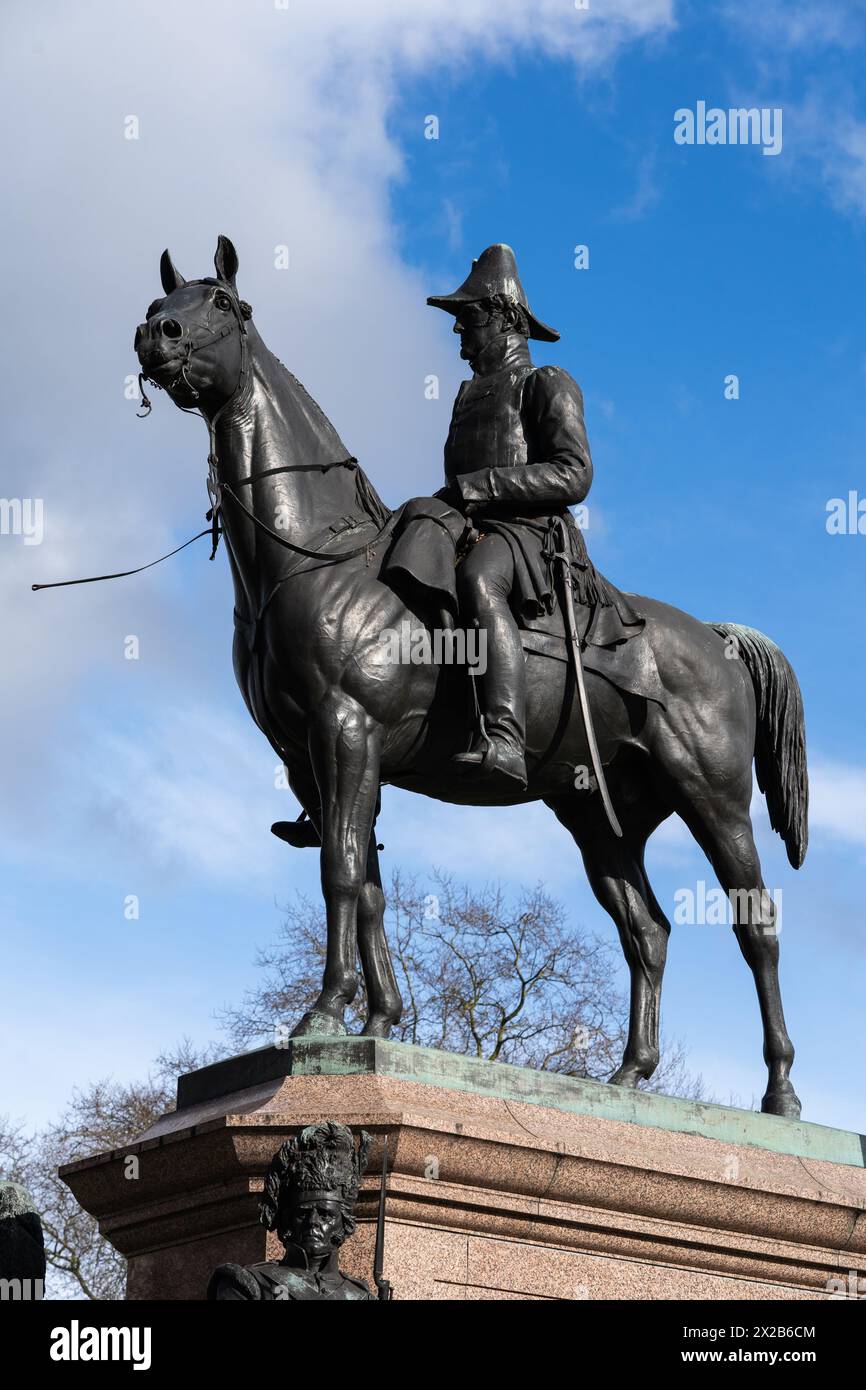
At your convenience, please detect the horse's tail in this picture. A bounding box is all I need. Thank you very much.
[709,623,808,869]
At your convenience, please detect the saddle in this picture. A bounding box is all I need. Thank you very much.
[271,497,665,850]
[380,496,666,707]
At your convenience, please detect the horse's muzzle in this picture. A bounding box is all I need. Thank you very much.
[135,316,185,361]
[134,324,184,379]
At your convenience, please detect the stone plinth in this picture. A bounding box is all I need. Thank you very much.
[60,1040,866,1300]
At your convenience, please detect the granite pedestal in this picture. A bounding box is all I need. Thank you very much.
[60,1040,866,1300]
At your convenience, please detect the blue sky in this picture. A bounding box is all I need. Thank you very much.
[2,0,865,1134]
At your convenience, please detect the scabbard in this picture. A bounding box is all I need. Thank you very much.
[553,519,622,839]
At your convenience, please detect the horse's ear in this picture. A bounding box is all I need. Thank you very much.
[160,249,186,295]
[214,235,239,288]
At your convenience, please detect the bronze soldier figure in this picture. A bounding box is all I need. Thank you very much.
[429,243,612,791]
[207,1122,375,1300]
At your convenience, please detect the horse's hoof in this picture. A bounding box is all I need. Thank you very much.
[360,1014,397,1039]
[290,1008,347,1039]
[762,1088,802,1120]
[608,1064,642,1089]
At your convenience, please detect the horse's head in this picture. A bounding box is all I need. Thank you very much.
[134,235,251,413]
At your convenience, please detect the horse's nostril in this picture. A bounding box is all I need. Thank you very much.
[161,318,182,340]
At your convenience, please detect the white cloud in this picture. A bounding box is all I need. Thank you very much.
[608,151,661,221]
[0,0,675,861]
[808,759,866,852]
[721,0,863,53]
[383,791,577,888]
[719,1,866,222]
[77,704,285,884]
[810,108,866,218]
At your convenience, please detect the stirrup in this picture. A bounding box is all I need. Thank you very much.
[452,737,527,791]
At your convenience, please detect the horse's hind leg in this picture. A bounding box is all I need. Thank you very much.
[547,793,671,1089]
[358,833,403,1037]
[677,796,800,1119]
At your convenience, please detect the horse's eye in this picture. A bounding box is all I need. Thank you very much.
[215,292,232,311]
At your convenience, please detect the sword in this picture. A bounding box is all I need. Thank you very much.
[373,1135,393,1300]
[552,518,622,839]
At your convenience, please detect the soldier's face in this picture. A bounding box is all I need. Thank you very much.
[287,1198,345,1257]
[453,302,506,361]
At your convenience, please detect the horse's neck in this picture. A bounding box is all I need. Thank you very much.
[214,330,363,611]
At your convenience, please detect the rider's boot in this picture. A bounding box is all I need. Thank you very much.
[452,607,528,792]
[271,815,321,848]
[453,736,527,791]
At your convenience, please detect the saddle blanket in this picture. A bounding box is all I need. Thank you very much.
[380,497,666,707]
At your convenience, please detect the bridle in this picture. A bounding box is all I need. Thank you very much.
[142,279,395,564]
[135,278,254,558]
[137,276,252,415]
[34,281,396,593]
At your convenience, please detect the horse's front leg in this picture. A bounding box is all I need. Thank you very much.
[358,833,403,1037]
[291,692,382,1038]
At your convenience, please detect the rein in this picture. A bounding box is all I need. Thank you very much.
[33,284,394,593]
[219,468,395,564]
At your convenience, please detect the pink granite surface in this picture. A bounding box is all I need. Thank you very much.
[61,1072,866,1300]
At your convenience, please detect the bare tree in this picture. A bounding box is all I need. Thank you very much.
[219,870,708,1098]
[3,874,708,1299]
[0,1041,223,1300]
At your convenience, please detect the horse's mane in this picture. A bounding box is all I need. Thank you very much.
[259,339,392,528]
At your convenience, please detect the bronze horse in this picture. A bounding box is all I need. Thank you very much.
[134,237,808,1118]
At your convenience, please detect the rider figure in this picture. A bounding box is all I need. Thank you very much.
[429,244,594,793]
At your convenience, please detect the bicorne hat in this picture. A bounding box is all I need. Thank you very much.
[427,243,559,342]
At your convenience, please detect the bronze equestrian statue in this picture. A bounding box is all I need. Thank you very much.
[131,235,808,1119]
